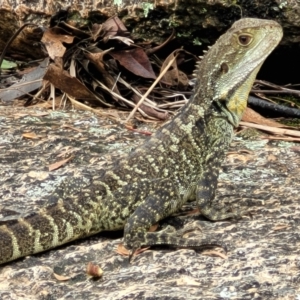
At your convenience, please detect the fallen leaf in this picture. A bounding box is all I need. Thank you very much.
[273,224,290,230]
[242,107,286,128]
[48,156,73,171]
[202,249,228,259]
[22,132,39,139]
[267,154,277,162]
[42,27,74,59]
[43,64,96,100]
[91,23,103,41]
[53,273,71,281]
[161,49,189,88]
[116,243,150,256]
[106,36,134,46]
[102,16,128,38]
[110,48,156,79]
[85,50,122,101]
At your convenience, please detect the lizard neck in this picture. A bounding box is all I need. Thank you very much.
[182,60,263,128]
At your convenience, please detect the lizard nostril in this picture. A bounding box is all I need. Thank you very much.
[220,62,229,74]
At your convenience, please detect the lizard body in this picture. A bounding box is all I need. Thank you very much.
[0,18,282,264]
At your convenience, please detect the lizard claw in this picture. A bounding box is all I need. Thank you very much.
[128,250,135,263]
[127,241,141,263]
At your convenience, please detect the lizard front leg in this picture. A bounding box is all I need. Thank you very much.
[123,181,225,258]
[196,161,246,221]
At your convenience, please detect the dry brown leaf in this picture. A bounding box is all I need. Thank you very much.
[91,23,103,41]
[161,49,189,87]
[22,132,39,139]
[116,224,156,256]
[202,249,228,259]
[116,243,130,256]
[48,156,73,171]
[272,224,290,230]
[85,50,121,100]
[242,107,286,128]
[102,16,128,38]
[43,64,96,100]
[42,28,74,59]
[53,273,71,281]
[110,48,156,79]
[267,154,277,162]
[116,243,150,256]
[107,36,134,46]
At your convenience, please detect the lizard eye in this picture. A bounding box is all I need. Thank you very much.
[238,34,253,46]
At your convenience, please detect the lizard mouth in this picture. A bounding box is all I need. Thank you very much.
[214,100,241,128]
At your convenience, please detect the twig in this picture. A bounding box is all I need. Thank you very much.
[125,53,178,123]
[145,30,175,55]
[0,23,39,75]
[118,77,158,107]
[251,90,300,96]
[253,79,300,97]
[239,121,300,137]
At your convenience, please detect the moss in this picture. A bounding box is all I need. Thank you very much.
[141,2,154,18]
[237,128,264,141]
[280,118,300,127]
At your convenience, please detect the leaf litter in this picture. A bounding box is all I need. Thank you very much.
[0,13,299,140]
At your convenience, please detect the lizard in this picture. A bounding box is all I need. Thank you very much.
[0,18,283,264]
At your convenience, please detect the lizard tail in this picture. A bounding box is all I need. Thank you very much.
[0,199,99,264]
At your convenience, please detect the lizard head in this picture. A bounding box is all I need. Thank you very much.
[195,18,283,126]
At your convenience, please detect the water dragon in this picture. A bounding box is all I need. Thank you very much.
[0,18,283,264]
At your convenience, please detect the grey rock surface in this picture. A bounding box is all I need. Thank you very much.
[0,107,299,299]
